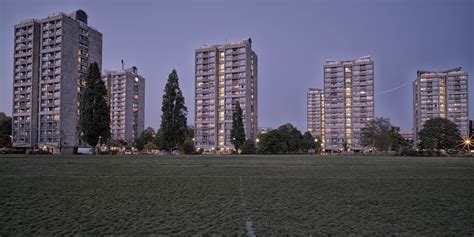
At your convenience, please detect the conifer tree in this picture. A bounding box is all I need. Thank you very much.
[230,101,246,152]
[159,69,187,151]
[80,62,110,151]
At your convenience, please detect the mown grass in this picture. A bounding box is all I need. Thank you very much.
[0,155,473,235]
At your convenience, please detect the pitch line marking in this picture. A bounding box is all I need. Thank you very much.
[239,176,256,237]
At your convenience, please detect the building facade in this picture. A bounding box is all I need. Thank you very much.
[307,88,324,141]
[12,19,41,148]
[102,66,145,147]
[413,68,469,145]
[12,10,102,154]
[194,38,258,152]
[323,56,374,152]
[400,129,414,143]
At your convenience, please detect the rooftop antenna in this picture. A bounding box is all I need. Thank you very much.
[121,59,124,70]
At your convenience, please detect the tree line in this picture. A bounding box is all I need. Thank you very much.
[1,63,468,155]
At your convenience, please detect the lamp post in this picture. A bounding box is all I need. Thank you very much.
[463,138,472,152]
[97,136,102,154]
[256,138,260,154]
[314,138,319,154]
[9,135,13,147]
[232,137,236,153]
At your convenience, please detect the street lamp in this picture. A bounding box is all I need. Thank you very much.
[256,138,260,154]
[97,136,102,154]
[463,137,472,151]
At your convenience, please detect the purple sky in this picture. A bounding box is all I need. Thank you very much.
[1,0,473,132]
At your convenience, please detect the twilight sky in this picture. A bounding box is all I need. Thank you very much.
[1,0,473,131]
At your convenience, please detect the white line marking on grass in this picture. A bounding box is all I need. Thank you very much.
[239,176,256,237]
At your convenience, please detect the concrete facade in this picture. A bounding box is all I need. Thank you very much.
[12,10,102,154]
[194,38,258,152]
[413,68,469,145]
[12,19,41,148]
[323,56,374,152]
[307,88,324,140]
[102,66,145,147]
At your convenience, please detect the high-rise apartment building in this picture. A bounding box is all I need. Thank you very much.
[194,38,258,152]
[323,56,374,152]
[12,20,41,148]
[307,88,324,140]
[102,66,145,147]
[12,10,102,154]
[413,68,469,145]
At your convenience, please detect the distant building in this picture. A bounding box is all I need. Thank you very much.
[307,88,324,140]
[323,56,374,152]
[194,38,258,152]
[12,10,102,154]
[413,68,469,145]
[102,66,145,147]
[400,129,414,143]
[258,127,272,135]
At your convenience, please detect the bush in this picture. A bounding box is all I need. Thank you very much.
[182,139,195,154]
[240,140,256,154]
[0,148,24,154]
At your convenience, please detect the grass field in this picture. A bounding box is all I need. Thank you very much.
[0,155,473,235]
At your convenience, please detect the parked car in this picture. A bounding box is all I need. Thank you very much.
[171,148,182,155]
[0,148,25,154]
[29,150,51,155]
[77,147,93,155]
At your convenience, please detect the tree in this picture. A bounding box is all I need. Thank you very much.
[390,128,411,151]
[0,115,12,148]
[182,139,195,154]
[144,127,156,135]
[144,142,157,152]
[257,130,282,154]
[277,123,303,153]
[361,117,396,152]
[314,136,322,154]
[135,129,155,151]
[257,123,304,154]
[80,62,110,151]
[186,126,195,141]
[153,128,163,149]
[230,101,245,153]
[419,117,460,151]
[159,70,187,151]
[301,132,315,152]
[341,139,350,152]
[240,139,257,154]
